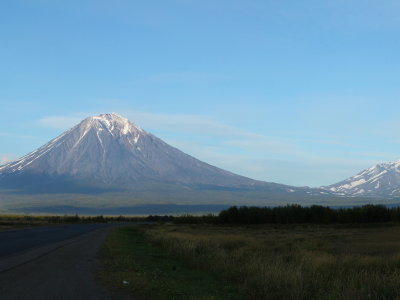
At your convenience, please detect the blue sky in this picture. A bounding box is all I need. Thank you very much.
[1,0,400,187]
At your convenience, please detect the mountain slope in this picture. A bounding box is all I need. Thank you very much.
[320,159,400,197]
[0,113,300,193]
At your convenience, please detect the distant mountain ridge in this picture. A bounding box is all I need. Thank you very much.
[0,113,303,194]
[320,159,400,198]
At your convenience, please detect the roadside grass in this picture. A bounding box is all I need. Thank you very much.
[99,225,242,300]
[142,223,400,300]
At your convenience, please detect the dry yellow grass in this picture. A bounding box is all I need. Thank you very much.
[143,224,400,300]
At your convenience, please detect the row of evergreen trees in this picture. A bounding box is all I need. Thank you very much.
[174,204,400,225]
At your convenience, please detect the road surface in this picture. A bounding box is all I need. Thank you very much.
[0,223,111,259]
[0,224,134,300]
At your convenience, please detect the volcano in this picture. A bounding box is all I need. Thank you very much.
[320,159,400,198]
[0,113,299,194]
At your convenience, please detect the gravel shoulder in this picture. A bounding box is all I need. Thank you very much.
[0,225,133,300]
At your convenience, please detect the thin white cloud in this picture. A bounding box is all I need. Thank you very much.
[127,112,248,136]
[161,139,383,187]
[0,156,11,165]
[124,111,304,155]
[17,135,42,139]
[0,132,42,139]
[0,154,19,166]
[124,111,371,157]
[36,116,84,130]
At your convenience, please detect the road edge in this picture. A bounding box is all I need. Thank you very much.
[0,225,120,274]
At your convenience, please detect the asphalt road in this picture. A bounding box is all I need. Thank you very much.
[0,223,112,258]
[0,225,134,300]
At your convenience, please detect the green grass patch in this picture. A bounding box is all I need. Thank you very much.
[99,225,242,300]
[142,224,400,300]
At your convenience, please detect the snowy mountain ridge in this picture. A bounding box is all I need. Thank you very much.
[320,159,400,197]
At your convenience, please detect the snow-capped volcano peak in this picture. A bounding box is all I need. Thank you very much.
[0,113,148,175]
[321,159,400,197]
[91,113,144,136]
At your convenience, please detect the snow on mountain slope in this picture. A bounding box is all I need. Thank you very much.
[0,113,145,176]
[0,113,300,193]
[320,159,400,197]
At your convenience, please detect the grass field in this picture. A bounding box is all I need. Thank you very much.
[100,225,241,300]
[102,223,400,300]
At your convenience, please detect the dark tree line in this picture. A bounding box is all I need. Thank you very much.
[145,215,175,222]
[174,204,400,225]
[46,214,175,223]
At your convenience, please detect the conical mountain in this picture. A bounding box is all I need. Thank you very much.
[320,159,400,198]
[0,113,297,193]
